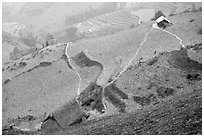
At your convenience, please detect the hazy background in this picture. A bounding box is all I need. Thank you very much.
[2,2,201,64]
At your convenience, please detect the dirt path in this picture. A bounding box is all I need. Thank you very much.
[65,43,82,95]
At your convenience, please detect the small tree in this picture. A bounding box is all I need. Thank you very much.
[151,10,165,21]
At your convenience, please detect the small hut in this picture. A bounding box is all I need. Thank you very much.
[156,16,172,29]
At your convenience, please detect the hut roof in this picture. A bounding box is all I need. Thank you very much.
[156,16,170,23]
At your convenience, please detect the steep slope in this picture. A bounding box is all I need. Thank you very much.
[2,6,202,135]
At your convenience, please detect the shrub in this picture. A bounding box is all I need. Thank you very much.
[3,79,10,85]
[19,62,27,68]
[151,10,165,21]
[183,10,190,13]
[39,62,52,67]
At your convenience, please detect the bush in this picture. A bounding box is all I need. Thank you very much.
[39,62,52,67]
[151,10,165,21]
[3,79,10,85]
[19,62,27,68]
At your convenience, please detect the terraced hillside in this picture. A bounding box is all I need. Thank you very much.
[76,9,139,36]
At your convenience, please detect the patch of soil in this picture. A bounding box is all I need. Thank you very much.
[71,51,103,70]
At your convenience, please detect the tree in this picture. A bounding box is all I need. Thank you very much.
[151,10,165,21]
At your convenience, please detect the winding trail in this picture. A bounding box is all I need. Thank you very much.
[65,43,82,96]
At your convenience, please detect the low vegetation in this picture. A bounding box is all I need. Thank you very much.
[151,10,165,20]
